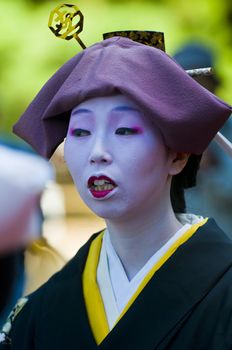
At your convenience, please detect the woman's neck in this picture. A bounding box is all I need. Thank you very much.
[105,201,182,280]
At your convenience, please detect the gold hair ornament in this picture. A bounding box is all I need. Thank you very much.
[48,4,86,49]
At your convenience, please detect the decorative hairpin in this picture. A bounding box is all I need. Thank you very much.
[185,67,213,77]
[48,4,86,49]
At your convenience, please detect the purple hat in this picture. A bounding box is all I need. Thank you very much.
[13,36,231,158]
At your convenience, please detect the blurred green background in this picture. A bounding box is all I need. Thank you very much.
[0,0,231,135]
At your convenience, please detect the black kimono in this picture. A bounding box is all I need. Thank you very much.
[1,219,232,349]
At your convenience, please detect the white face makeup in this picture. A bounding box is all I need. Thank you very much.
[64,95,175,220]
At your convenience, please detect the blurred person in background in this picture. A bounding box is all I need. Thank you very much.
[173,42,232,235]
[0,143,65,328]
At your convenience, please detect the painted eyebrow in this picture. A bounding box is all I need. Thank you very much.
[72,108,92,115]
[111,106,141,113]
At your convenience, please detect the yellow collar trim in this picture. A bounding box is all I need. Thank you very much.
[82,232,108,344]
[83,218,208,345]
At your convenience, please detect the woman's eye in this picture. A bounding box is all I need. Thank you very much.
[115,127,139,135]
[71,129,90,137]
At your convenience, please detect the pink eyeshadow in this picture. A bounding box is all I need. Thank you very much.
[132,126,143,133]
[69,128,76,136]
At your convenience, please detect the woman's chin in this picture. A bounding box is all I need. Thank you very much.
[79,191,142,221]
[87,203,140,222]
[89,208,123,220]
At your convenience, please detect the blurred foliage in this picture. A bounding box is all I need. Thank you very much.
[0,0,231,136]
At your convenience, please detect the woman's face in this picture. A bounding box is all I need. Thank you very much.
[64,95,176,220]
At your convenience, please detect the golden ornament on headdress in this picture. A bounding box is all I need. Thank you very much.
[48,4,86,49]
[103,30,165,51]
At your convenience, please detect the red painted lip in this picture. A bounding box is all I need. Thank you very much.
[88,175,117,199]
[90,189,113,198]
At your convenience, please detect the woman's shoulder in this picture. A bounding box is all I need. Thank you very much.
[0,231,101,348]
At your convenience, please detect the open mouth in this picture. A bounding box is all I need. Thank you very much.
[88,175,117,198]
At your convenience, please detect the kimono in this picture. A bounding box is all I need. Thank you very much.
[1,218,232,350]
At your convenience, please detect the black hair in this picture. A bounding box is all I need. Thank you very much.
[170,154,202,213]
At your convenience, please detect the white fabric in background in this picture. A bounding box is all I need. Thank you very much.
[0,145,54,252]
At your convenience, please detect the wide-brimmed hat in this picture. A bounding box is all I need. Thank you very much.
[13,35,231,158]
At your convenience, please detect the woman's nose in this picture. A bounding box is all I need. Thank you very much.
[88,140,113,165]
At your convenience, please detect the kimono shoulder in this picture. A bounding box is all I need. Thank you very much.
[0,232,99,350]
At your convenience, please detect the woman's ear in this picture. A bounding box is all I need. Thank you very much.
[169,152,190,175]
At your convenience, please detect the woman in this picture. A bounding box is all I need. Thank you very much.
[1,36,232,349]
